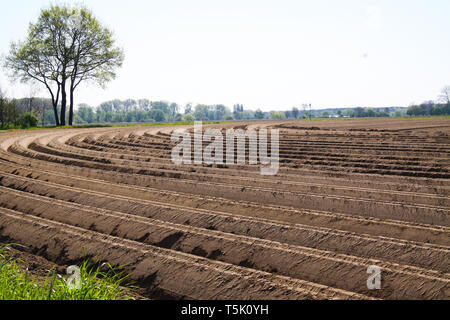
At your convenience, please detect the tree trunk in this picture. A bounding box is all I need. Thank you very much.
[60,79,67,126]
[44,82,60,127]
[0,100,4,128]
[52,102,60,127]
[69,85,74,126]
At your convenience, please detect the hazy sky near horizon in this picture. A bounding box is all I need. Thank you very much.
[1,0,449,111]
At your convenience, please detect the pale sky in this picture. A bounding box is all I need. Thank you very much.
[1,0,449,111]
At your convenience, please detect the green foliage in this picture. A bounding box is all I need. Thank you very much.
[394,109,404,117]
[242,111,254,120]
[269,111,286,120]
[193,104,210,121]
[291,107,299,119]
[365,108,376,117]
[0,97,19,128]
[18,112,39,128]
[343,109,355,118]
[76,105,96,123]
[182,113,196,122]
[4,4,124,126]
[407,102,450,116]
[338,107,399,118]
[0,245,133,300]
[254,109,264,119]
[75,100,236,124]
[151,109,166,122]
[174,113,183,122]
[321,111,330,118]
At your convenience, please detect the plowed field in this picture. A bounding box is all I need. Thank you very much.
[0,118,449,300]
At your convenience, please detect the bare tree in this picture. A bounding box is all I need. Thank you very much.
[0,86,5,127]
[438,86,450,104]
[27,85,39,113]
[292,107,299,119]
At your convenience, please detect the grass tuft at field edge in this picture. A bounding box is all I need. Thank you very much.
[0,244,135,300]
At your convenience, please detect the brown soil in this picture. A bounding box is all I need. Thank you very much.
[0,118,448,300]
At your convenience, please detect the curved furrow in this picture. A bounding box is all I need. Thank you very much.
[0,119,448,300]
[7,140,450,226]
[0,187,448,299]
[0,157,449,247]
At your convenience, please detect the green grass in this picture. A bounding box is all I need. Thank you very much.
[297,115,450,122]
[1,116,449,132]
[111,120,225,127]
[0,244,134,300]
[0,120,227,132]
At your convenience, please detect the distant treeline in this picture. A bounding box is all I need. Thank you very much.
[0,93,55,128]
[406,102,450,116]
[76,100,263,124]
[1,94,450,129]
[73,99,449,124]
[73,101,413,124]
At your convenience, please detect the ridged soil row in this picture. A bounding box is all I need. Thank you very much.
[32,135,450,206]
[0,157,448,248]
[7,140,450,226]
[0,186,448,299]
[0,207,370,300]
[0,171,449,272]
[68,132,450,190]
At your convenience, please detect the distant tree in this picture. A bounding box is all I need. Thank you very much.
[242,111,254,120]
[73,112,85,124]
[138,99,151,111]
[123,99,137,112]
[0,89,22,128]
[354,107,365,118]
[302,104,312,120]
[151,109,166,122]
[76,104,95,123]
[168,103,179,120]
[365,108,376,117]
[174,113,183,122]
[233,104,244,118]
[377,110,390,117]
[254,109,264,119]
[438,86,450,104]
[152,101,169,113]
[321,111,330,118]
[269,111,286,120]
[182,113,195,122]
[18,112,39,128]
[343,109,355,118]
[421,101,435,114]
[193,104,209,121]
[0,87,6,127]
[184,103,192,114]
[407,105,427,116]
[213,104,227,120]
[292,107,299,119]
[405,101,450,117]
[234,112,243,120]
[394,109,404,117]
